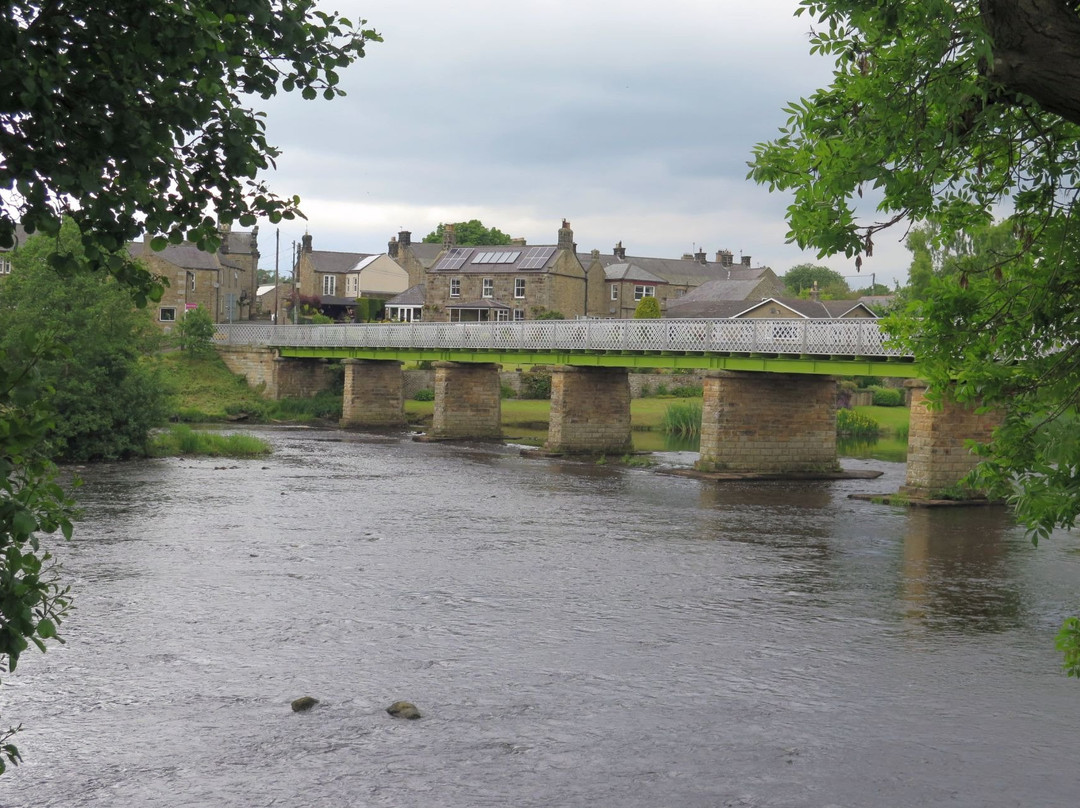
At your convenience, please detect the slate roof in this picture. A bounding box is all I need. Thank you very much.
[127,240,221,270]
[430,245,561,273]
[385,284,426,307]
[668,295,879,319]
[306,250,369,273]
[581,250,774,287]
[403,242,446,269]
[604,263,668,284]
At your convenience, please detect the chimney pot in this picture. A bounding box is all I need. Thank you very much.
[741,255,751,267]
[398,230,411,247]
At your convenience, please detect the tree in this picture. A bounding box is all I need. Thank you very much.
[0,222,170,462]
[422,220,512,246]
[782,264,851,298]
[0,3,379,766]
[175,306,216,356]
[749,0,1080,673]
[634,296,661,319]
[1,2,380,303]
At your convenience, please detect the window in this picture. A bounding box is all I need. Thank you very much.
[482,278,494,298]
[634,285,655,301]
[159,307,176,322]
[514,278,526,299]
[450,277,461,297]
[496,309,509,321]
[322,274,336,296]
[187,271,196,291]
[610,284,619,301]
[0,255,11,275]
[513,309,524,321]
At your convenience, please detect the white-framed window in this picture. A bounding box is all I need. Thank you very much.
[634,285,655,301]
[514,278,525,299]
[450,278,461,297]
[610,284,619,300]
[496,309,509,321]
[513,308,524,321]
[482,278,494,298]
[0,255,11,275]
[187,271,196,291]
[322,274,336,296]
[159,307,176,322]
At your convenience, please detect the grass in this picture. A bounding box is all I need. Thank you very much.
[153,352,267,421]
[148,424,272,457]
[660,401,702,436]
[853,404,909,435]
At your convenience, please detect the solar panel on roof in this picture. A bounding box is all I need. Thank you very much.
[519,246,556,269]
[434,247,472,270]
[500,251,521,264]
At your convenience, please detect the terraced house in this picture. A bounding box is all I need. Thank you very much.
[294,233,410,320]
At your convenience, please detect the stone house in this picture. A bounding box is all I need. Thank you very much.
[579,244,784,318]
[391,221,588,322]
[256,280,294,322]
[294,234,409,320]
[129,225,260,330]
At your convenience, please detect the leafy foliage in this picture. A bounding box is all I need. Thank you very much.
[0,222,170,462]
[783,263,851,298]
[836,408,881,439]
[0,1,380,304]
[175,306,216,356]
[634,296,661,319]
[752,0,1080,671]
[422,220,512,246]
[0,331,75,773]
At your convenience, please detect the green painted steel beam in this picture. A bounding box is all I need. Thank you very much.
[277,346,921,377]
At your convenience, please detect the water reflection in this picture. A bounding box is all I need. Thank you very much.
[899,507,1023,632]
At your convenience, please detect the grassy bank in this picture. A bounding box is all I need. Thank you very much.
[148,424,272,457]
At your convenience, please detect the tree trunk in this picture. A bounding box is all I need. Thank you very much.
[980,0,1080,126]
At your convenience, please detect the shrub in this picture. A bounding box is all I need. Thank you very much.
[871,386,904,407]
[634,296,661,319]
[669,384,703,397]
[836,408,880,438]
[520,369,552,399]
[413,388,435,401]
[500,383,517,399]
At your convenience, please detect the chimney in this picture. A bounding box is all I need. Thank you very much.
[558,219,575,251]
[511,237,527,246]
[443,224,456,248]
[717,249,734,267]
[810,281,820,301]
[301,233,312,254]
[388,236,399,258]
[398,229,411,248]
[613,241,626,260]
[695,248,707,265]
[741,255,751,267]
[591,248,600,259]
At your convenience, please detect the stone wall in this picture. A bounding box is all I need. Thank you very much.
[217,346,335,400]
[430,363,501,439]
[901,382,1003,498]
[697,371,839,473]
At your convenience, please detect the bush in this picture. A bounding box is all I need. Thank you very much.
[634,296,661,319]
[669,384,703,397]
[176,305,215,356]
[871,386,904,407]
[836,408,881,438]
[500,383,517,399]
[520,369,552,399]
[413,388,435,401]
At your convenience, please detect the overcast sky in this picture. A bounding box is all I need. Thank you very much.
[254,0,910,288]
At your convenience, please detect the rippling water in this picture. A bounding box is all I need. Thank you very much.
[2,426,1078,807]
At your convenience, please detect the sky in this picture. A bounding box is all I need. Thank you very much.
[253,0,911,289]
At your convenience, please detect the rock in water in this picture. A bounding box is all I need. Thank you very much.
[386,700,421,719]
[291,696,319,712]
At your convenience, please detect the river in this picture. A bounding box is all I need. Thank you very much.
[2,426,1078,807]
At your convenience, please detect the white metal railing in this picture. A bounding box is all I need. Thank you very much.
[213,319,911,358]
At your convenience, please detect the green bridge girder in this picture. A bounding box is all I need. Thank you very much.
[279,346,922,378]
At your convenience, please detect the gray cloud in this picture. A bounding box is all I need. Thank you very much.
[251,1,909,287]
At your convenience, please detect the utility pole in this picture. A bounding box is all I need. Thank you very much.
[273,228,280,325]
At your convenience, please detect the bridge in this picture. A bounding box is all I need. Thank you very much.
[213,320,998,501]
[213,319,920,377]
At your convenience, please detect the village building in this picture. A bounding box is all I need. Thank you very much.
[294,234,410,320]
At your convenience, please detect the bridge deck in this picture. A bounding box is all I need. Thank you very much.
[214,319,920,377]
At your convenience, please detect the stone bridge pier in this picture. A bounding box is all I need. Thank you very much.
[428,362,502,440]
[544,366,632,455]
[217,346,336,399]
[695,371,840,474]
[340,359,406,429]
[900,380,1003,499]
